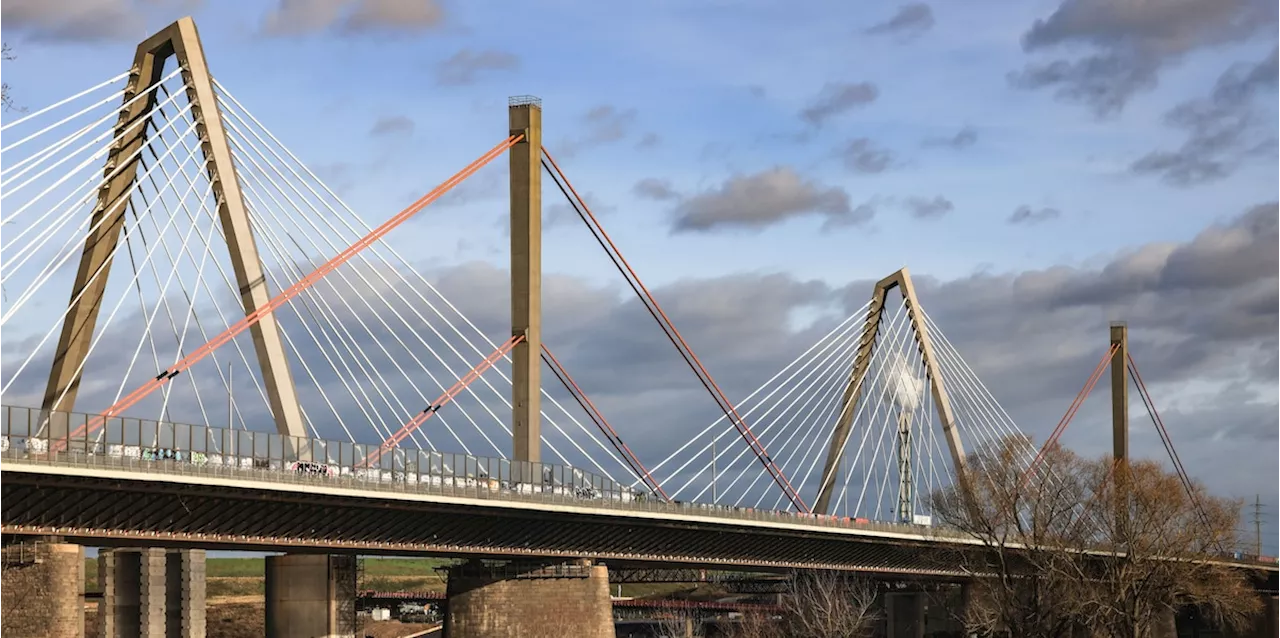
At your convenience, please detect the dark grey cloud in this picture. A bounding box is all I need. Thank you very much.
[0,0,154,41]
[667,167,873,233]
[800,82,879,127]
[1008,205,1061,225]
[633,178,679,202]
[923,126,977,150]
[262,0,445,36]
[369,115,414,137]
[843,138,895,174]
[904,195,954,219]
[865,3,935,39]
[555,105,638,158]
[1131,47,1278,186]
[1010,0,1277,115]
[435,49,520,86]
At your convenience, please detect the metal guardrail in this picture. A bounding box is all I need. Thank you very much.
[1,404,1274,569]
[0,404,968,539]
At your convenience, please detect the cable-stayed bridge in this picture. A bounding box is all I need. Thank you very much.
[1,17,1274,638]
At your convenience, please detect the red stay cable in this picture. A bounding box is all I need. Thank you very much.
[1021,343,1118,490]
[64,136,523,445]
[541,343,671,502]
[541,147,809,513]
[364,335,524,468]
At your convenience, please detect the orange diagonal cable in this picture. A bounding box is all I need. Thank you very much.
[1020,343,1118,490]
[541,343,671,502]
[542,146,809,513]
[63,136,522,446]
[363,335,524,468]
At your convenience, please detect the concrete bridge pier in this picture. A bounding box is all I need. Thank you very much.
[884,591,925,638]
[443,559,614,638]
[1252,595,1280,637]
[98,547,206,638]
[0,538,85,637]
[264,553,357,638]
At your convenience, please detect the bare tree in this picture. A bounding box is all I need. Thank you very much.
[930,435,1094,638]
[783,571,881,638]
[722,611,782,638]
[2,43,19,112]
[933,434,1265,638]
[1082,459,1261,638]
[656,610,703,638]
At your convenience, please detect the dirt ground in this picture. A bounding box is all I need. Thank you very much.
[85,599,438,638]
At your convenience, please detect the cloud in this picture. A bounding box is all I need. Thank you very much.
[1130,47,1278,186]
[800,82,879,127]
[1010,0,1277,115]
[369,115,414,137]
[668,167,873,233]
[555,105,638,157]
[544,192,615,230]
[636,132,661,149]
[1008,205,1061,225]
[923,126,977,150]
[865,3,935,39]
[262,0,445,36]
[435,49,519,86]
[904,195,954,219]
[0,0,148,42]
[843,138,895,174]
[633,178,680,201]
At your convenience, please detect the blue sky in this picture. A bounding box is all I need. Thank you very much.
[1,0,1277,549]
[4,1,1274,289]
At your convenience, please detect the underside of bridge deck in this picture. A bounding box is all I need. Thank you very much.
[2,468,972,576]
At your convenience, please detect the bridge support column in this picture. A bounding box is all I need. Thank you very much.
[444,559,613,638]
[0,539,84,638]
[265,554,356,638]
[99,548,205,638]
[1149,606,1177,638]
[885,591,925,638]
[1253,595,1280,638]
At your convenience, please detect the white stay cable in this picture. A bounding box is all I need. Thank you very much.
[669,317,862,499]
[0,71,130,132]
[651,307,867,491]
[1,124,203,394]
[814,301,908,506]
[215,95,616,478]
[0,109,197,323]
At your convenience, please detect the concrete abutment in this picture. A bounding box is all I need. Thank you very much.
[0,539,85,638]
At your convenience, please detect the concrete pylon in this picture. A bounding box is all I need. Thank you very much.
[814,267,967,515]
[509,96,543,466]
[40,15,305,441]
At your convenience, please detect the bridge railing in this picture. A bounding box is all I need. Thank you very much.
[1,404,1275,568]
[0,404,635,498]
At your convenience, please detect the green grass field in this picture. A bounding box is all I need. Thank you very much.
[83,556,696,599]
[86,556,453,595]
